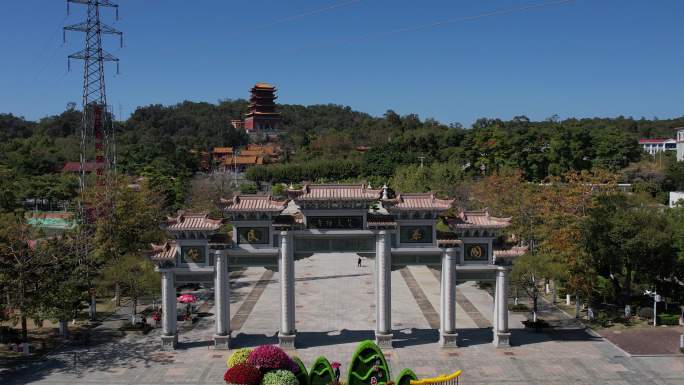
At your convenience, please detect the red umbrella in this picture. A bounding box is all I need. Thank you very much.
[177,294,198,303]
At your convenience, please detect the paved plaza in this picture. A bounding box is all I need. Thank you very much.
[3,253,684,385]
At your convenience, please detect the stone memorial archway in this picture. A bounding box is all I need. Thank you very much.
[151,184,521,350]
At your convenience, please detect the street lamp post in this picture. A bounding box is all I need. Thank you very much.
[645,289,661,327]
[653,291,659,327]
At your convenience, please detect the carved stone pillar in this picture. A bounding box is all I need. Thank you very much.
[213,253,230,349]
[160,270,177,350]
[375,230,392,348]
[493,268,511,348]
[440,248,458,347]
[278,231,296,349]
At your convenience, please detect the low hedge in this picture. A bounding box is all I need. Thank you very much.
[657,314,680,325]
[638,307,654,320]
[522,319,550,329]
[509,304,529,312]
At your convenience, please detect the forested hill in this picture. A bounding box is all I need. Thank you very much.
[2,99,684,211]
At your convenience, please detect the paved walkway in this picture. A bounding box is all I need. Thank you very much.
[3,253,684,385]
[599,327,684,355]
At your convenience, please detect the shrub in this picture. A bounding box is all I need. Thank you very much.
[508,304,529,312]
[594,311,610,327]
[271,184,286,198]
[638,307,654,320]
[522,319,550,330]
[261,370,299,385]
[248,345,294,372]
[240,183,258,194]
[657,314,680,325]
[0,326,20,344]
[228,348,254,368]
[224,363,263,385]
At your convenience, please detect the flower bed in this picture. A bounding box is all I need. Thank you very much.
[262,370,299,385]
[248,345,295,372]
[228,348,254,368]
[224,363,263,385]
[224,340,458,385]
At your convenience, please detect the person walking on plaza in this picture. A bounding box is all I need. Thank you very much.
[357,257,362,267]
[152,310,160,327]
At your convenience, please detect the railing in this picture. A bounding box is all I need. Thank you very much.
[410,370,463,385]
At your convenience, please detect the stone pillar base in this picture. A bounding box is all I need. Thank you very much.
[278,332,296,350]
[161,334,178,350]
[214,334,231,350]
[375,332,393,349]
[493,332,511,348]
[439,332,459,348]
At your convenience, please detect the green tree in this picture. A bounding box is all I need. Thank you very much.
[39,233,88,336]
[96,179,164,307]
[583,194,675,305]
[511,251,562,322]
[0,213,49,342]
[101,254,159,320]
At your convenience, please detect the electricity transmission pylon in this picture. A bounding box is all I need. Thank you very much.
[63,0,123,321]
[64,0,122,222]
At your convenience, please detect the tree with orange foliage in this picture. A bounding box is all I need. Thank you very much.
[472,168,619,319]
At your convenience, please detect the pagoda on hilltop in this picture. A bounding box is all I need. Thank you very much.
[243,82,282,134]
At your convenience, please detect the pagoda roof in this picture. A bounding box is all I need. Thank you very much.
[290,183,382,202]
[386,193,454,211]
[150,241,179,262]
[246,111,280,116]
[444,209,512,229]
[221,194,287,212]
[253,82,275,89]
[164,212,222,232]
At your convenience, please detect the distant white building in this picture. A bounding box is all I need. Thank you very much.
[639,138,677,155]
[677,128,684,161]
[670,191,684,207]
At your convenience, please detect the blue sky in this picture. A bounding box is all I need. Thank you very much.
[1,0,682,126]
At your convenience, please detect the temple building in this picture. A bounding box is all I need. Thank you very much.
[150,183,523,351]
[211,147,233,165]
[242,82,282,136]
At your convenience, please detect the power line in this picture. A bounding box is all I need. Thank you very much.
[295,0,575,52]
[364,0,575,39]
[258,0,362,29]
